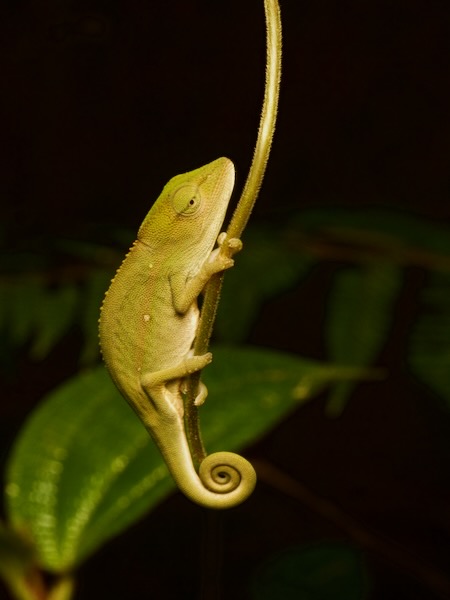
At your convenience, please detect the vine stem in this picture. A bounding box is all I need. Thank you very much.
[254,459,450,600]
[185,0,282,464]
[47,576,75,600]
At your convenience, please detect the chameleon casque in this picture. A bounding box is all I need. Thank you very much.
[99,158,256,509]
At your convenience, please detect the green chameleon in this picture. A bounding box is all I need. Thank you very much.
[99,158,256,509]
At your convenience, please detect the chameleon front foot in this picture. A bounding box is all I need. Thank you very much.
[217,232,243,257]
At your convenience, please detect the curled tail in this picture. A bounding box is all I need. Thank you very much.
[151,421,256,509]
[196,451,257,509]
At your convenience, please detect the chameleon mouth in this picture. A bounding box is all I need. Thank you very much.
[201,157,235,205]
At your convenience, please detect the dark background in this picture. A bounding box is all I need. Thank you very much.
[1,0,450,598]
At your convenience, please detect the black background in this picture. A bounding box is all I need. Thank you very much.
[1,1,450,598]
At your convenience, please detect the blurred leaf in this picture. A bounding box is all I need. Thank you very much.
[0,520,35,572]
[297,208,450,259]
[251,543,369,600]
[0,249,48,275]
[0,239,123,366]
[5,346,367,572]
[216,225,314,342]
[5,366,170,574]
[2,280,79,361]
[1,265,113,365]
[4,280,44,348]
[0,520,39,600]
[325,263,401,415]
[30,285,79,360]
[409,271,450,410]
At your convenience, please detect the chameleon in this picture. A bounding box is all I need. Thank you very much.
[99,157,257,509]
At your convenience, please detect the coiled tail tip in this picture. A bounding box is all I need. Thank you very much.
[198,451,257,509]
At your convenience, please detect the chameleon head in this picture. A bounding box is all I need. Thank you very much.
[137,157,235,254]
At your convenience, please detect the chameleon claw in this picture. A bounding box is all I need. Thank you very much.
[184,353,212,374]
[193,381,208,406]
[217,232,243,256]
[227,237,243,254]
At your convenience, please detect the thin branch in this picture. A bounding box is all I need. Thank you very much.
[185,0,282,463]
[254,459,450,600]
[227,0,282,240]
[298,229,450,271]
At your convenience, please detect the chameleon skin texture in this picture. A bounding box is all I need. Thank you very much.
[99,158,256,509]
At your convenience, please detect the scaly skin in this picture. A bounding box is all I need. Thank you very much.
[99,158,256,509]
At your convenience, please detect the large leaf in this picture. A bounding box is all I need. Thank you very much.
[5,367,171,574]
[325,263,402,415]
[5,346,367,572]
[409,271,450,410]
[251,543,369,600]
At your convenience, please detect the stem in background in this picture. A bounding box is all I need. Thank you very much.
[3,571,75,600]
[199,511,223,600]
[185,0,282,464]
[254,459,450,600]
[47,576,75,600]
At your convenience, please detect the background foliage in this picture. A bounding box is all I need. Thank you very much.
[2,208,450,598]
[2,0,450,598]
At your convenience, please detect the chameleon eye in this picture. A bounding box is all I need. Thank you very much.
[171,184,202,216]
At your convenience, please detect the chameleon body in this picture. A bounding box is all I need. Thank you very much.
[99,157,256,509]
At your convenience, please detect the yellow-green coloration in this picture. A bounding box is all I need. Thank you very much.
[99,158,256,509]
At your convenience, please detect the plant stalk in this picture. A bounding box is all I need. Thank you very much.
[185,0,282,463]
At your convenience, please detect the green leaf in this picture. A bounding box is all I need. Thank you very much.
[409,271,450,410]
[5,346,366,572]
[325,263,401,415]
[5,366,171,573]
[4,280,44,348]
[2,279,79,361]
[30,285,79,360]
[251,543,369,600]
[216,226,314,342]
[203,348,367,451]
